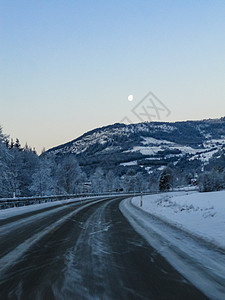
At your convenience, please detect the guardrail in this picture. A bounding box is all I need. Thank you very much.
[0,191,149,210]
[0,188,198,210]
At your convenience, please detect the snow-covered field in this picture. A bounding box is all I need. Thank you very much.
[132,190,225,249]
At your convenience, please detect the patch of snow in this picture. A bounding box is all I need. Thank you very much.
[164,153,182,159]
[128,144,205,157]
[145,167,153,174]
[173,145,204,155]
[146,157,161,160]
[157,166,165,171]
[128,146,161,156]
[120,161,137,166]
[142,137,175,146]
[203,138,225,149]
[190,149,218,162]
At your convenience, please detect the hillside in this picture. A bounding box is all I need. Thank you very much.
[44,117,225,176]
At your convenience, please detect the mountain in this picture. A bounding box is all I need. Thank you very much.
[44,117,225,176]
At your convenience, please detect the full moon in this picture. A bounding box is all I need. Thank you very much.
[128,94,134,101]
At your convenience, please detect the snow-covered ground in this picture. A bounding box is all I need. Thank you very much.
[132,190,225,249]
[120,191,225,299]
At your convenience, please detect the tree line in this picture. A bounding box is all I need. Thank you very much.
[0,128,150,197]
[1,126,224,198]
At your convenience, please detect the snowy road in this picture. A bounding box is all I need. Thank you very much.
[0,196,208,299]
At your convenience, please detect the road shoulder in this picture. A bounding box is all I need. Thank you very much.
[120,197,225,300]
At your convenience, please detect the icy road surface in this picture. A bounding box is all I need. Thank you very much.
[0,196,207,299]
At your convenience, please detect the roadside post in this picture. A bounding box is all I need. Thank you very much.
[140,192,143,207]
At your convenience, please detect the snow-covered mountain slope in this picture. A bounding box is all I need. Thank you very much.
[44,117,225,174]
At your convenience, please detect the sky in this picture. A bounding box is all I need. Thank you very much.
[1,0,225,153]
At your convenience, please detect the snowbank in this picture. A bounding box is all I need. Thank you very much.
[120,191,225,299]
[0,193,129,221]
[132,190,225,249]
[0,195,106,221]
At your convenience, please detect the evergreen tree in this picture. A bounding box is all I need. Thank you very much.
[9,139,14,149]
[159,168,173,192]
[15,138,21,150]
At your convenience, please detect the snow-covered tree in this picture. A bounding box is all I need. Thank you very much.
[30,158,56,196]
[122,169,136,192]
[113,176,122,192]
[133,172,147,192]
[5,149,22,197]
[198,170,224,192]
[19,146,39,196]
[105,170,114,192]
[56,155,84,194]
[90,167,106,193]
[0,127,9,197]
[0,129,23,197]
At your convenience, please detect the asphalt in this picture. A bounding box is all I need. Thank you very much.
[0,197,208,300]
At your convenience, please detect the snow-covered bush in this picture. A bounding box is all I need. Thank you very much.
[198,170,224,192]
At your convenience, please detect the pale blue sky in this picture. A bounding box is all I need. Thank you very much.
[1,0,225,153]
